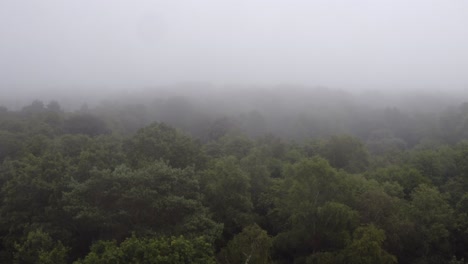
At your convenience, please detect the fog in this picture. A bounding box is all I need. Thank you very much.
[3,3,468,262]
[1,0,468,97]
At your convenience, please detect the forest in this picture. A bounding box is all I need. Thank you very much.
[0,87,467,264]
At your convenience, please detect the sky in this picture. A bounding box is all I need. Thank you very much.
[1,0,468,95]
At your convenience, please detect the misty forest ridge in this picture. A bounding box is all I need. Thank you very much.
[1,88,468,263]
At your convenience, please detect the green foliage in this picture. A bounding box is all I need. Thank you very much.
[204,135,253,167]
[408,184,454,258]
[201,156,253,240]
[74,135,126,181]
[63,114,109,136]
[1,98,468,263]
[454,194,468,260]
[320,135,370,173]
[307,225,397,264]
[279,157,341,211]
[207,117,241,141]
[0,130,24,162]
[124,122,205,169]
[13,229,69,264]
[273,158,360,260]
[64,162,221,242]
[366,129,407,155]
[366,166,431,196]
[75,235,215,264]
[218,224,272,264]
[339,225,397,264]
[0,151,72,247]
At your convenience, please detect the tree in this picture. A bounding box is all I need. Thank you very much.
[75,235,215,264]
[338,225,397,264]
[13,229,68,264]
[407,184,454,261]
[207,117,241,141]
[307,225,397,264]
[0,151,72,252]
[366,129,406,156]
[201,156,253,241]
[273,158,359,261]
[63,114,109,136]
[64,162,221,246]
[46,101,62,113]
[22,100,45,115]
[240,147,273,217]
[320,135,369,173]
[74,135,125,182]
[218,224,272,264]
[204,134,254,159]
[124,123,205,169]
[0,131,24,162]
[453,194,468,260]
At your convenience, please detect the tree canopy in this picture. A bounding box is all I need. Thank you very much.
[0,96,467,263]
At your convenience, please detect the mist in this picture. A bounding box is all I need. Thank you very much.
[1,0,468,98]
[4,2,468,262]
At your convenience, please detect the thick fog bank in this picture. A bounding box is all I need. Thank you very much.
[1,85,467,113]
[1,0,468,96]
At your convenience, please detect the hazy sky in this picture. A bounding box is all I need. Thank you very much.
[1,0,468,94]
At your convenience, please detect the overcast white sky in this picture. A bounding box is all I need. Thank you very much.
[1,0,467,94]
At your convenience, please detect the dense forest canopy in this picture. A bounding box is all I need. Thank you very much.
[0,87,467,263]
